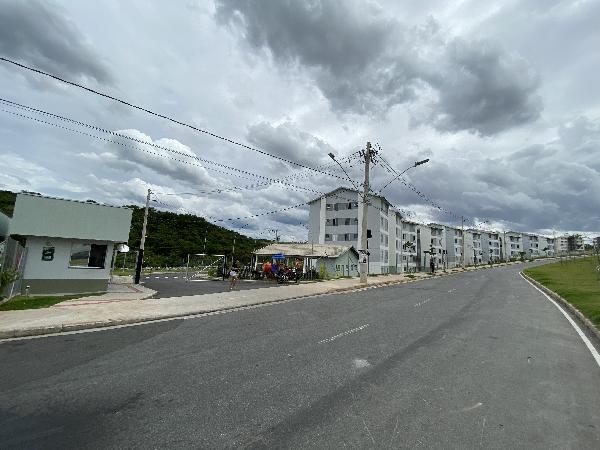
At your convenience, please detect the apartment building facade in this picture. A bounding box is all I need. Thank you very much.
[308,187,575,274]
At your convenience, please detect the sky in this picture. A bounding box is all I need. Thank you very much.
[0,0,599,242]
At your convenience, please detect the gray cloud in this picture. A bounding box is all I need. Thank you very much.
[384,115,600,232]
[216,0,542,135]
[246,121,333,168]
[423,39,542,135]
[80,129,217,187]
[0,0,113,84]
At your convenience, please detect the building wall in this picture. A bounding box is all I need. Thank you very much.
[398,220,419,272]
[505,232,523,259]
[445,228,458,268]
[463,231,474,265]
[308,200,323,245]
[332,251,359,277]
[309,189,394,274]
[21,236,115,294]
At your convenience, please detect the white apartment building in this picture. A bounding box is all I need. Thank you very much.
[308,188,398,274]
[544,237,555,256]
[505,232,523,259]
[470,230,483,264]
[397,219,419,272]
[428,223,446,269]
[522,233,541,257]
[483,232,502,262]
[308,187,567,274]
[555,235,569,254]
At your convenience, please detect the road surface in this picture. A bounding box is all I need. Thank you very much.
[1,263,598,449]
[142,272,282,298]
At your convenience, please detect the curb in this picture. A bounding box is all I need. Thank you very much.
[0,260,540,340]
[521,272,600,344]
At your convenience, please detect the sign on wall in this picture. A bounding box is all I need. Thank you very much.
[42,246,55,261]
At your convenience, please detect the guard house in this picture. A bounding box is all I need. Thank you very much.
[2,193,132,295]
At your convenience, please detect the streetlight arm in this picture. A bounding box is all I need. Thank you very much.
[328,152,359,191]
[375,159,429,196]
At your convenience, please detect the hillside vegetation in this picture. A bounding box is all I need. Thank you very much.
[1,190,269,267]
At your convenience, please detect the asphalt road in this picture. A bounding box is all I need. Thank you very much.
[1,263,599,449]
[142,272,283,298]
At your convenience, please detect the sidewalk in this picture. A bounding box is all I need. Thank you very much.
[0,263,523,339]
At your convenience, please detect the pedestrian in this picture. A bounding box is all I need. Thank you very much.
[271,260,279,281]
[229,260,239,290]
[430,257,435,274]
[294,258,303,283]
[263,261,271,279]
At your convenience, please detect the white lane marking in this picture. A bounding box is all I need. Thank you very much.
[414,298,431,307]
[520,273,600,368]
[461,402,483,412]
[164,277,169,279]
[353,358,371,368]
[447,288,456,293]
[154,277,160,279]
[173,277,178,279]
[318,324,370,344]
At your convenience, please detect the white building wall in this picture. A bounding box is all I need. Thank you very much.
[23,236,115,280]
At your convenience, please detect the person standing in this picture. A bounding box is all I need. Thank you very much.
[294,258,303,283]
[229,261,239,290]
[430,256,435,274]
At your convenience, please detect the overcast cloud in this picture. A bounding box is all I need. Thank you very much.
[0,0,598,241]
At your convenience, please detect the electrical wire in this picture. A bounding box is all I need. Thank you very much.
[0,57,345,180]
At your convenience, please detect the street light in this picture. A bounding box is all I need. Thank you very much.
[375,158,430,195]
[328,152,359,191]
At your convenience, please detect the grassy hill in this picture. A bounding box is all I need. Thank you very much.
[127,205,269,267]
[0,190,270,267]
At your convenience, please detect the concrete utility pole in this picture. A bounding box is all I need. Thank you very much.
[359,142,374,284]
[134,188,151,284]
[461,215,465,268]
[232,237,236,266]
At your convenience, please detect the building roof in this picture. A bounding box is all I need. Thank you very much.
[307,187,389,206]
[254,243,358,258]
[9,193,132,242]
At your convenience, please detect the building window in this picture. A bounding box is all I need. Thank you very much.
[325,234,332,241]
[69,243,107,268]
[326,204,333,211]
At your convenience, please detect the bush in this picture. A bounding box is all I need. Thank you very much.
[0,268,19,294]
[318,264,330,280]
[207,267,217,278]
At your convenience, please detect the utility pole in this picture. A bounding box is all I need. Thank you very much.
[134,188,151,284]
[359,142,375,284]
[232,237,236,266]
[461,216,465,268]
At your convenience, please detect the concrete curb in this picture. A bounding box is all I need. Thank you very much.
[521,272,600,344]
[0,260,540,340]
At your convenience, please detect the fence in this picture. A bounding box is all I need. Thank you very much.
[1,237,27,298]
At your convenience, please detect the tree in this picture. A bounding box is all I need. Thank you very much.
[0,268,19,297]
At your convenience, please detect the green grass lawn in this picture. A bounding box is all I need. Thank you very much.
[524,257,600,329]
[0,294,89,311]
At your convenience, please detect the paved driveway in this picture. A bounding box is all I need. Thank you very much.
[143,272,283,298]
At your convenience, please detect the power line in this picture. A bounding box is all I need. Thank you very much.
[0,57,345,180]
[2,99,408,222]
[1,98,364,197]
[0,103,346,198]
